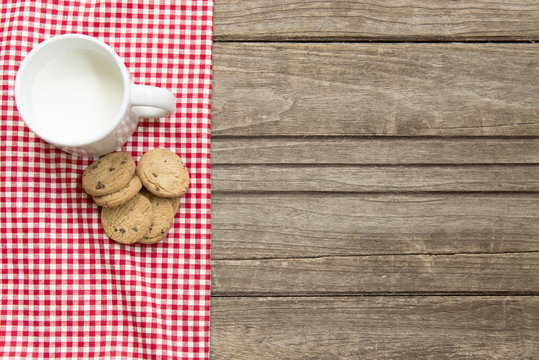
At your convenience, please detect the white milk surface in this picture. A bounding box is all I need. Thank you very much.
[31,49,123,144]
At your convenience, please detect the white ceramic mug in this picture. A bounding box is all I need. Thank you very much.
[15,34,176,156]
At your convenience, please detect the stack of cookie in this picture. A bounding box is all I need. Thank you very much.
[82,149,189,245]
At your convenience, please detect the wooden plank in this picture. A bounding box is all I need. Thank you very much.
[212,193,539,259]
[212,165,539,192]
[211,296,539,359]
[212,138,539,165]
[212,43,539,136]
[214,0,539,41]
[212,253,539,295]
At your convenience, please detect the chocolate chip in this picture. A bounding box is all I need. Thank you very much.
[90,164,98,170]
[152,172,157,177]
[154,186,160,191]
[120,160,126,165]
[96,181,105,190]
[114,228,118,232]
[119,228,126,234]
[109,167,115,172]
[160,230,165,235]
[164,160,167,163]
[155,201,159,206]
[132,227,138,232]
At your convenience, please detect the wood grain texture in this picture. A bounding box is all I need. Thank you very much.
[214,0,539,41]
[213,138,539,164]
[212,165,539,192]
[211,296,539,359]
[212,4,539,356]
[212,253,539,295]
[212,193,539,259]
[213,43,539,136]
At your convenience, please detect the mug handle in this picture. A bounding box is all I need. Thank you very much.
[130,84,176,118]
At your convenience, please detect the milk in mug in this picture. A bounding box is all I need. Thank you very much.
[15,34,176,156]
[30,49,124,144]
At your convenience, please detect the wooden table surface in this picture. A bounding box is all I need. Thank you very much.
[209,1,539,358]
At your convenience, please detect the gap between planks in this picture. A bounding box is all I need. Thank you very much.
[212,292,539,297]
[214,40,539,44]
[213,250,539,261]
[211,294,539,298]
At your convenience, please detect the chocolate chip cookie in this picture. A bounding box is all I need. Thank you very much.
[101,193,153,244]
[93,175,142,208]
[168,197,180,214]
[138,191,175,244]
[136,148,189,197]
[83,152,135,196]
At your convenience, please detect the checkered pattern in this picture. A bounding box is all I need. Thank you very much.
[0,1,212,359]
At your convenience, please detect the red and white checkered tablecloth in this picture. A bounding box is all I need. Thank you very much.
[0,1,212,359]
